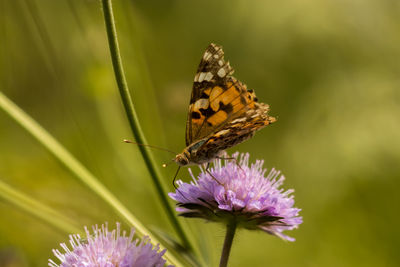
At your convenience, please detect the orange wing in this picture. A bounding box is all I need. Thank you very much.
[186,43,264,146]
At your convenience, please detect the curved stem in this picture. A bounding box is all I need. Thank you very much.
[219,221,237,267]
[100,0,192,251]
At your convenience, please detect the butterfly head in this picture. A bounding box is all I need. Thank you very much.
[174,150,190,166]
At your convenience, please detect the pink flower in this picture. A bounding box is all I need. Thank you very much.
[49,223,172,267]
[169,152,302,241]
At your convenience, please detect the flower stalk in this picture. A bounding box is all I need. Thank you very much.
[219,220,237,267]
[100,0,191,251]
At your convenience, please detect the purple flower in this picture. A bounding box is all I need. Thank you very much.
[49,223,172,267]
[169,152,302,241]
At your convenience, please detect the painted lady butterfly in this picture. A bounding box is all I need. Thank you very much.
[174,43,276,167]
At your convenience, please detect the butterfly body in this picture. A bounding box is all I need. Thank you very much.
[174,43,276,167]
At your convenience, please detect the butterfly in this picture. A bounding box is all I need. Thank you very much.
[174,43,276,168]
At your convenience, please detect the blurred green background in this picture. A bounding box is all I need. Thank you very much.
[1,0,400,266]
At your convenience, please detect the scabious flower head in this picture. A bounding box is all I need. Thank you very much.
[49,223,172,267]
[169,152,302,241]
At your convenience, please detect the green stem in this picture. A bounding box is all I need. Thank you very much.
[100,0,192,251]
[219,221,237,267]
[0,91,180,266]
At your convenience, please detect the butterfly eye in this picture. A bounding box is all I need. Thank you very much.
[175,153,189,166]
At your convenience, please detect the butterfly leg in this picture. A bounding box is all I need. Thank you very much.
[172,166,181,190]
[205,162,223,185]
[216,156,245,174]
[172,166,191,201]
[216,156,235,161]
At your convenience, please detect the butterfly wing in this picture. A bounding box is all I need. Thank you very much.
[186,43,275,147]
[186,43,232,146]
[197,102,276,157]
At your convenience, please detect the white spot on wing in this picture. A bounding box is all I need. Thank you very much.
[194,98,209,110]
[198,72,206,82]
[230,117,247,124]
[217,68,226,77]
[194,72,200,82]
[216,129,230,135]
[218,60,224,66]
[204,72,213,81]
[203,51,212,61]
[213,54,219,59]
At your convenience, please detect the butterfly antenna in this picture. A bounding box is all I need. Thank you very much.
[123,139,177,155]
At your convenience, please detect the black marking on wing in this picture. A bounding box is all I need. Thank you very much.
[192,78,246,141]
[220,102,233,114]
[191,111,201,119]
[186,43,233,145]
[199,106,216,117]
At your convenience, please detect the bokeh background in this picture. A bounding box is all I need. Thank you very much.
[1,0,400,266]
